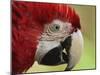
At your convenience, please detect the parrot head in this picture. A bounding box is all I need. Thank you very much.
[12,1,83,74]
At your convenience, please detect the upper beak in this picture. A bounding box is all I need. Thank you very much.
[62,29,83,71]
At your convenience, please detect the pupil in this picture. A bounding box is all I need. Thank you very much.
[55,26,59,30]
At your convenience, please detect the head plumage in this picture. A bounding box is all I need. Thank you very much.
[12,1,81,29]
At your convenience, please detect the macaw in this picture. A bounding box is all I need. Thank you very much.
[12,1,83,74]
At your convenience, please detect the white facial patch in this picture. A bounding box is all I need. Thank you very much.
[52,19,72,32]
[41,19,73,41]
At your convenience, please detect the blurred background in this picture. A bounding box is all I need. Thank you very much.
[26,4,96,73]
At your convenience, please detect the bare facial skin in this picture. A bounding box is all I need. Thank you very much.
[41,19,73,41]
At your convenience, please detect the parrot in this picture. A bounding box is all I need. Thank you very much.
[12,1,83,74]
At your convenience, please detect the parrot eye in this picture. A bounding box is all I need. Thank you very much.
[50,24,60,32]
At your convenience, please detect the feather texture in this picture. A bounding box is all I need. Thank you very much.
[12,1,80,73]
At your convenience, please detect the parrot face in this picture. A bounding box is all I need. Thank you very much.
[35,19,83,70]
[35,19,73,64]
[12,1,83,73]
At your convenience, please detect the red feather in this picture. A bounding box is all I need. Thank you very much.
[12,1,80,74]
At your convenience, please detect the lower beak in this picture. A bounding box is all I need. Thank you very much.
[40,43,65,65]
[60,36,72,70]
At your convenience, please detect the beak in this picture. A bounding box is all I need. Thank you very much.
[62,29,83,71]
[36,29,83,71]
